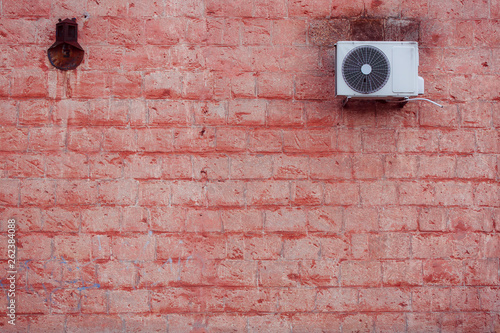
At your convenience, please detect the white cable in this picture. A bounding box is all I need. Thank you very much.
[404,97,444,108]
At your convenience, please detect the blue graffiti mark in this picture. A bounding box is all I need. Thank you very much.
[77,283,100,291]
[97,235,102,251]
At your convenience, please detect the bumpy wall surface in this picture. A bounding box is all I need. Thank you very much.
[0,0,499,332]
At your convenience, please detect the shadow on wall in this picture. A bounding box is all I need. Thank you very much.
[309,18,420,45]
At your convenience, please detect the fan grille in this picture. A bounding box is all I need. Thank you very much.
[341,45,390,94]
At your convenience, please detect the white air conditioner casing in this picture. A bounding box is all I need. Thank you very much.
[335,41,424,98]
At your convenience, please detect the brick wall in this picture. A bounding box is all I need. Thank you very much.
[1,0,499,331]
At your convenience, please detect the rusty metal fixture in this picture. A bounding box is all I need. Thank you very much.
[47,18,84,71]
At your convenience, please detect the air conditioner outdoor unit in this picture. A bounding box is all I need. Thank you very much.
[335,41,442,107]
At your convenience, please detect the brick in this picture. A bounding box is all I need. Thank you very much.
[320,235,350,259]
[399,181,435,205]
[384,154,418,179]
[66,315,123,333]
[450,287,481,311]
[291,181,323,206]
[109,290,149,314]
[265,208,307,232]
[241,19,272,45]
[476,129,499,153]
[99,179,138,205]
[137,128,174,153]
[221,209,262,233]
[182,71,214,100]
[88,99,129,126]
[359,288,410,312]
[397,129,440,152]
[103,128,137,152]
[485,234,500,258]
[173,127,216,153]
[295,74,335,100]
[316,288,358,312]
[434,181,474,206]
[419,207,448,231]
[247,181,290,206]
[123,314,167,333]
[89,153,123,179]
[27,315,65,332]
[228,99,266,126]
[186,209,222,232]
[307,206,342,233]
[449,208,493,232]
[18,100,50,125]
[341,261,382,287]
[452,232,484,259]
[124,155,162,179]
[171,180,207,206]
[28,127,66,151]
[138,180,171,206]
[0,179,20,206]
[360,181,398,206]
[20,179,55,206]
[50,289,80,314]
[81,207,121,233]
[15,234,51,261]
[369,233,411,259]
[412,234,453,259]
[309,20,350,46]
[300,260,339,287]
[16,289,50,314]
[97,260,138,288]
[310,154,351,179]
[267,100,305,127]
[206,181,245,207]
[0,101,16,125]
[423,259,463,285]
[257,72,293,99]
[215,128,247,152]
[42,207,80,233]
[305,101,341,127]
[324,182,359,206]
[363,129,397,153]
[379,206,418,231]
[56,180,99,206]
[284,236,320,260]
[382,260,423,286]
[46,152,88,179]
[0,207,42,232]
[272,19,306,45]
[374,313,407,333]
[6,153,45,178]
[54,234,91,261]
[70,71,110,99]
[407,313,441,333]
[289,0,331,17]
[474,183,499,207]
[439,130,476,153]
[350,233,370,259]
[144,70,182,99]
[412,287,451,311]
[420,104,459,127]
[464,259,499,286]
[418,155,456,179]
[352,154,383,179]
[479,287,500,310]
[248,129,283,152]
[161,155,192,179]
[277,288,316,313]
[149,207,186,232]
[259,260,299,287]
[193,101,227,126]
[205,0,253,16]
[11,69,48,98]
[156,234,226,260]
[68,128,102,152]
[215,260,257,287]
[345,207,378,232]
[273,155,308,180]
[456,154,497,179]
[241,234,282,259]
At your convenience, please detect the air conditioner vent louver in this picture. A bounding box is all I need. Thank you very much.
[341,45,390,94]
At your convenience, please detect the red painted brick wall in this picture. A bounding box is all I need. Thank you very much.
[1,0,499,331]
